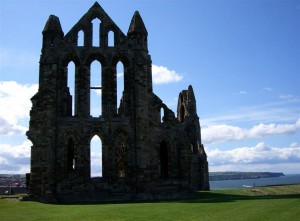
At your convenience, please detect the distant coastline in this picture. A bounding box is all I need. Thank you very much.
[209,172,285,181]
[0,172,287,185]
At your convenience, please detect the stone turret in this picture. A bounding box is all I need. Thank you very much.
[127,11,148,51]
[42,15,64,48]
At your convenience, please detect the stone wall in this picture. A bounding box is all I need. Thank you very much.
[26,2,209,203]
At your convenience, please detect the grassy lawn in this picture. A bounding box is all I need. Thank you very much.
[0,185,299,221]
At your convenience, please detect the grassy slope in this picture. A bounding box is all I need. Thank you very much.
[0,185,299,221]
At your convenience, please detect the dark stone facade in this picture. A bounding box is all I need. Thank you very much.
[26,2,209,203]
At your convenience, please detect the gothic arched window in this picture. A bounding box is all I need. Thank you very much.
[77,30,84,46]
[90,60,102,117]
[108,30,114,47]
[160,107,164,123]
[67,61,75,116]
[117,61,124,114]
[92,19,101,47]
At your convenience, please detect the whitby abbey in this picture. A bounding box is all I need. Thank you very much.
[26,2,209,203]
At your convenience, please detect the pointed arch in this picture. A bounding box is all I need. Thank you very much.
[90,135,102,178]
[61,54,81,68]
[85,53,106,67]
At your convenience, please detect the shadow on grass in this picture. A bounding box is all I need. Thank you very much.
[54,191,300,205]
[21,185,300,205]
[178,191,300,204]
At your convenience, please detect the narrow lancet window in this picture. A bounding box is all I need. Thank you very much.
[90,135,102,178]
[117,61,124,113]
[108,30,114,47]
[90,60,102,117]
[67,61,75,116]
[77,30,84,46]
[160,107,164,123]
[92,19,101,47]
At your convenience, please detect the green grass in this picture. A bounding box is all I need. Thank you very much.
[1,185,300,221]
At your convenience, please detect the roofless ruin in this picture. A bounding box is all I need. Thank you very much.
[27,2,209,203]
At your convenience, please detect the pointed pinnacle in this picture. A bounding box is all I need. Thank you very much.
[128,11,148,36]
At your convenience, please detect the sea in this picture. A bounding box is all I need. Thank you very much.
[209,174,300,190]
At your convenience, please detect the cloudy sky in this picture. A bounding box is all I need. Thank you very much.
[1,0,300,175]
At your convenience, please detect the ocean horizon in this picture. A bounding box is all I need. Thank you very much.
[209,174,300,190]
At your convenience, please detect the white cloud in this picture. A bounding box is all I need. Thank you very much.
[290,142,299,148]
[202,124,245,144]
[249,119,300,138]
[202,118,300,144]
[0,118,27,135]
[91,87,102,96]
[0,81,38,135]
[0,140,31,174]
[207,142,300,167]
[238,90,247,95]
[279,94,300,102]
[152,65,183,84]
[118,65,181,84]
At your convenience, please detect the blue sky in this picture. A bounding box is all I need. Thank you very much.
[1,0,300,175]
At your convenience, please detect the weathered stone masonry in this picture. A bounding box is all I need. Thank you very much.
[26,2,209,203]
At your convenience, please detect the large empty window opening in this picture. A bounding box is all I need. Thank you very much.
[92,19,101,47]
[67,61,75,116]
[90,135,102,178]
[90,60,102,117]
[160,141,168,179]
[117,61,124,113]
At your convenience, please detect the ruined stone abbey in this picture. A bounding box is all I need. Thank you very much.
[27,2,209,202]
